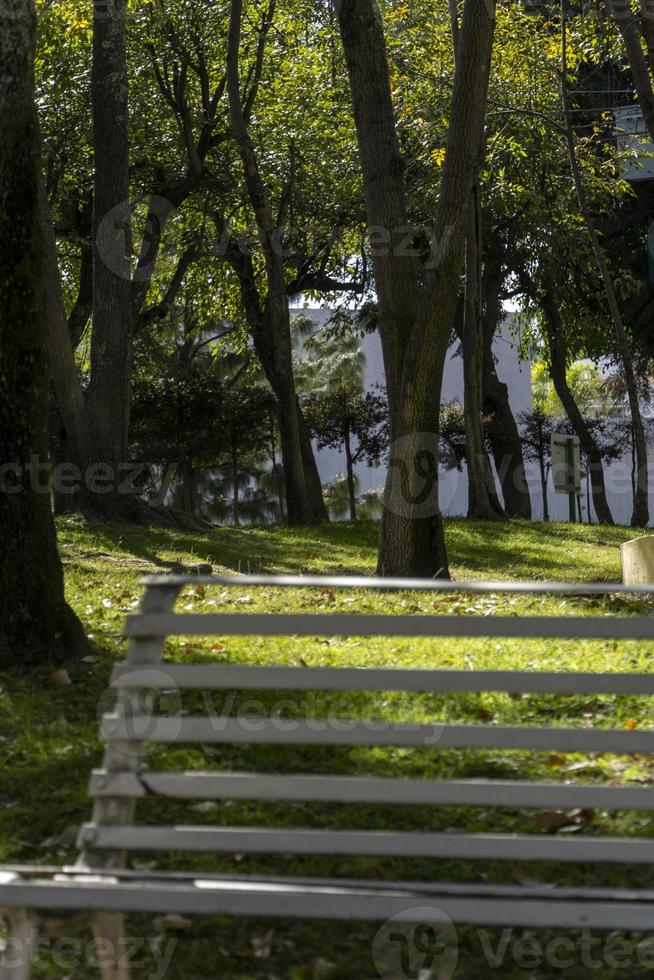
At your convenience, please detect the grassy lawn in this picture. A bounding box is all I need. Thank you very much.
[2,517,654,978]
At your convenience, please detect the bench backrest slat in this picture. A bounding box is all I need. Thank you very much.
[87,770,654,810]
[125,612,654,640]
[110,663,654,695]
[100,713,654,754]
[78,825,654,864]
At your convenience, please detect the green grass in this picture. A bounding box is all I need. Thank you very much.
[2,517,654,978]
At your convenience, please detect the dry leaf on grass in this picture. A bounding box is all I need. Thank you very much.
[50,669,71,687]
[512,864,555,888]
[159,914,193,931]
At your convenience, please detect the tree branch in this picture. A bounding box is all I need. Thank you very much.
[613,8,654,142]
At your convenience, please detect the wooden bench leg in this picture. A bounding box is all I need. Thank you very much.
[0,909,39,980]
[92,912,130,980]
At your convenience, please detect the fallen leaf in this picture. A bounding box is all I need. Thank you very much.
[537,810,573,831]
[566,760,599,773]
[50,669,71,687]
[568,807,595,826]
[161,914,193,931]
[249,930,273,959]
[512,864,553,888]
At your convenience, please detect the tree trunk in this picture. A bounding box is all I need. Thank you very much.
[86,0,133,483]
[344,428,357,521]
[481,253,532,519]
[181,459,197,517]
[462,193,504,520]
[226,0,326,527]
[586,462,592,522]
[297,404,329,522]
[613,9,654,143]
[231,427,240,526]
[536,421,550,522]
[339,0,496,576]
[541,283,614,526]
[40,182,91,480]
[68,239,94,350]
[0,0,86,666]
[561,6,648,527]
[274,372,311,526]
[270,422,286,522]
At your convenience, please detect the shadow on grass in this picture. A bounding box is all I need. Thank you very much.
[58,514,637,585]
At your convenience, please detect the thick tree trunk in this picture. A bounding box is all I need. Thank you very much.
[0,0,86,666]
[86,0,133,482]
[339,0,495,577]
[377,352,450,577]
[481,255,532,519]
[541,284,614,526]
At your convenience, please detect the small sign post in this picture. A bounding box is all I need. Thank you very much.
[551,434,581,522]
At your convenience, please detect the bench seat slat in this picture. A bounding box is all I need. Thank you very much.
[124,613,654,640]
[89,770,654,810]
[110,663,654,695]
[139,573,654,595]
[100,714,654,753]
[79,824,654,863]
[2,876,654,929]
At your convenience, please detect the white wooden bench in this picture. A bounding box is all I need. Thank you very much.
[2,574,654,978]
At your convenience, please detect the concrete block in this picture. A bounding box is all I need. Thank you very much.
[621,536,654,585]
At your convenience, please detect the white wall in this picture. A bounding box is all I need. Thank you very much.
[293,308,653,526]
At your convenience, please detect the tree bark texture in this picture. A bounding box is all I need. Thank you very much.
[87,0,133,477]
[0,0,86,666]
[338,0,496,575]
